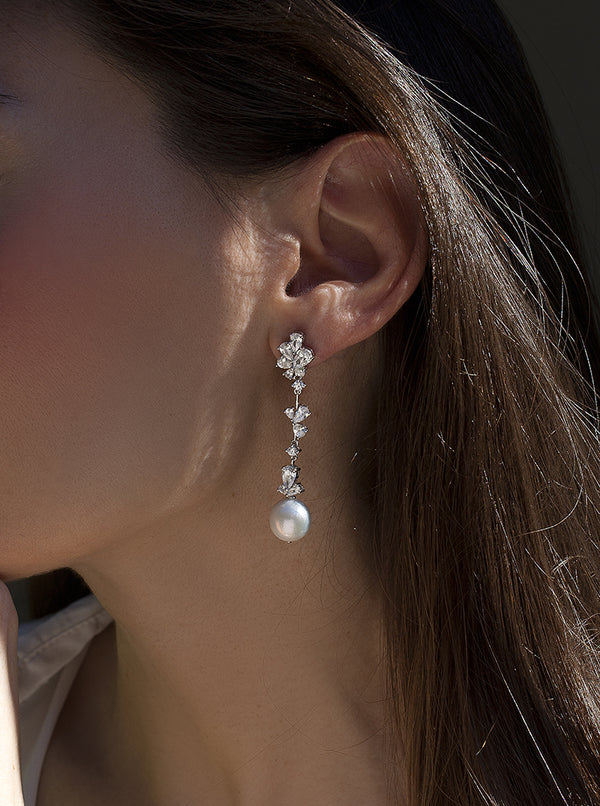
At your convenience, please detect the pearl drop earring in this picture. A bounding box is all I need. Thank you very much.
[269,331,314,542]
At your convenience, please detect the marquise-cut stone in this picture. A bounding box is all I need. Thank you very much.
[293,423,308,439]
[289,332,304,348]
[278,482,304,498]
[277,355,293,370]
[284,405,310,423]
[279,343,295,360]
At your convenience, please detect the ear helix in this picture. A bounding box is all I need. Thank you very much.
[269,332,314,542]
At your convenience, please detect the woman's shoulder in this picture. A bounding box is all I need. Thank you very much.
[17,594,113,806]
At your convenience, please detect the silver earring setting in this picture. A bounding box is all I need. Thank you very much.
[269,332,314,542]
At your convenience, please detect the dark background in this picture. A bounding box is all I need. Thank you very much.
[498,0,599,278]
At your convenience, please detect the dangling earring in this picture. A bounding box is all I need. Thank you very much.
[270,331,314,542]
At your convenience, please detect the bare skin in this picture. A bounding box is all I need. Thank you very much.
[0,9,426,806]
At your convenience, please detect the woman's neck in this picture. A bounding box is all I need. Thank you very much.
[65,483,390,806]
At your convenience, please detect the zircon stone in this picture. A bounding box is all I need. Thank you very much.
[293,423,308,439]
[277,355,293,370]
[281,464,299,487]
[279,343,295,360]
[277,481,304,497]
[292,380,306,395]
[296,404,310,421]
[285,405,310,423]
[296,347,314,366]
[286,444,301,459]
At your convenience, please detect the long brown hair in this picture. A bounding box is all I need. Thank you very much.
[34,0,600,802]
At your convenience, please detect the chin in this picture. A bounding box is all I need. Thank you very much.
[0,554,62,584]
[1,567,37,584]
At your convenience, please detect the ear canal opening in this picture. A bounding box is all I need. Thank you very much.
[286,212,378,298]
[285,265,322,297]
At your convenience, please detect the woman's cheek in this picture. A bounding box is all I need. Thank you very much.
[0,187,212,576]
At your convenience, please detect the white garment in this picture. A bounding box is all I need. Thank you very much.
[17,594,113,806]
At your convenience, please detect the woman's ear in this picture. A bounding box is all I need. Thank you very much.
[264,133,428,364]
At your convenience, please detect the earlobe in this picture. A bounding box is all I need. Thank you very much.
[267,133,428,364]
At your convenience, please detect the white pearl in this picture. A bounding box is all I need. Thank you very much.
[270,498,310,542]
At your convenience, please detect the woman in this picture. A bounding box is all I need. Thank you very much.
[1,0,599,803]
